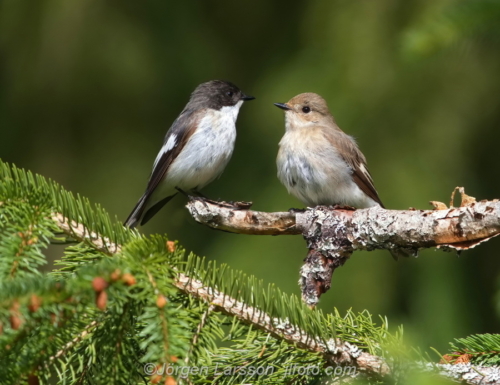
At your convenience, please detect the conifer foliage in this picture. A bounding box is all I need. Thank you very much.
[0,159,498,385]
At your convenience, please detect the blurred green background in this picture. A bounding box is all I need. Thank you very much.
[1,0,500,357]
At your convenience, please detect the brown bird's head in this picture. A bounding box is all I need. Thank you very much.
[274,93,335,129]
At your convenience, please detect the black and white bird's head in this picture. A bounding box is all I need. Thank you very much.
[189,80,255,111]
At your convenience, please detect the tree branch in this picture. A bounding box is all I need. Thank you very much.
[186,190,500,305]
[50,211,388,378]
[185,195,500,250]
[48,207,500,384]
[184,199,298,235]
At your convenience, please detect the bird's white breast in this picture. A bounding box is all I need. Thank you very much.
[165,101,243,191]
[277,129,378,208]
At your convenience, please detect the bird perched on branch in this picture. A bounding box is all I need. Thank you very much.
[275,93,408,259]
[124,80,254,228]
[274,93,384,209]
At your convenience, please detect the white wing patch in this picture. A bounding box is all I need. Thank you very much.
[153,134,177,169]
[165,134,177,151]
[358,163,368,177]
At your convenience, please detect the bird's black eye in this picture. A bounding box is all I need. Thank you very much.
[302,106,311,113]
[227,91,234,97]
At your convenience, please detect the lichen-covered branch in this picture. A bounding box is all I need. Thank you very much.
[184,199,298,235]
[419,362,500,384]
[186,195,500,252]
[186,190,500,305]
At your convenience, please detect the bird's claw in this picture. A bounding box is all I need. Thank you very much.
[331,204,356,210]
[226,200,253,210]
[210,200,252,210]
[288,208,306,214]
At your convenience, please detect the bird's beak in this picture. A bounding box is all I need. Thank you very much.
[274,103,291,111]
[241,94,255,101]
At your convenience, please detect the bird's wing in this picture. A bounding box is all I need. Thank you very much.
[123,108,202,227]
[144,108,202,196]
[324,128,385,208]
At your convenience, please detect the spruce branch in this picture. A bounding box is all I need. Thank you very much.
[46,320,98,367]
[448,333,500,366]
[3,161,500,384]
[186,304,215,365]
[51,213,123,255]
[185,189,500,305]
[50,209,390,377]
[145,268,170,364]
[49,209,500,384]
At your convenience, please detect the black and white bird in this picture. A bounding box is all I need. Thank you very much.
[124,80,254,228]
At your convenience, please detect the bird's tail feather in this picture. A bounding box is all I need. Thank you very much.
[124,195,148,228]
[140,194,176,226]
[124,193,177,228]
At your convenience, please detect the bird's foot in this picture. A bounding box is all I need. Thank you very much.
[190,189,208,199]
[176,187,211,209]
[331,204,356,211]
[175,187,189,197]
[225,200,253,210]
[210,199,252,210]
[288,208,306,214]
[175,188,252,210]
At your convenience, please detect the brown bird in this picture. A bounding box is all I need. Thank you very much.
[275,92,408,259]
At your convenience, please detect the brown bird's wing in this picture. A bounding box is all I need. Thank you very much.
[323,127,411,259]
[324,129,385,208]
